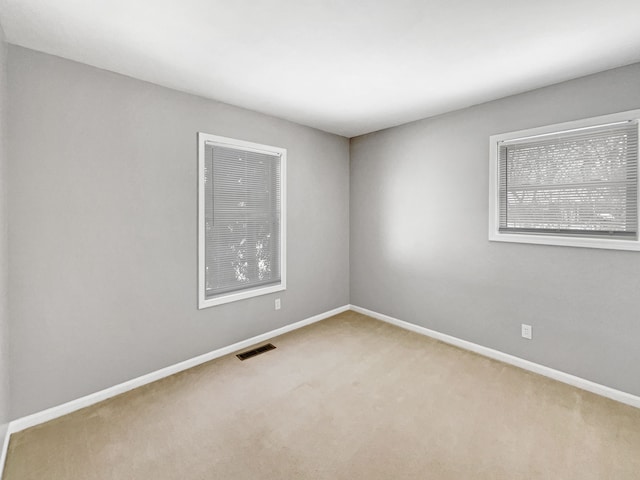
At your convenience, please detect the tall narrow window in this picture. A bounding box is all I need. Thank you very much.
[489,110,640,250]
[199,133,286,308]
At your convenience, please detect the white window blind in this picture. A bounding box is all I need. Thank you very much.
[199,134,285,308]
[498,121,638,238]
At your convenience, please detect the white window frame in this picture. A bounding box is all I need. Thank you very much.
[488,109,640,251]
[198,133,287,308]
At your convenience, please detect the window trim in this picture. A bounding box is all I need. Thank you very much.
[198,132,287,309]
[488,109,640,251]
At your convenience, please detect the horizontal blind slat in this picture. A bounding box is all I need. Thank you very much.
[204,143,282,298]
[499,121,638,235]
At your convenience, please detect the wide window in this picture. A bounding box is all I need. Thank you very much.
[198,133,286,308]
[489,110,640,250]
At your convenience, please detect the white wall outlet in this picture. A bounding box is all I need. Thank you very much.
[521,324,532,340]
[275,298,281,310]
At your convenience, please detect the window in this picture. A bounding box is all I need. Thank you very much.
[489,110,640,250]
[198,133,286,308]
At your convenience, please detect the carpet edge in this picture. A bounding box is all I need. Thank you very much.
[1,304,350,450]
[350,304,640,409]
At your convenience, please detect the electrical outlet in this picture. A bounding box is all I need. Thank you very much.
[275,298,281,310]
[521,324,532,340]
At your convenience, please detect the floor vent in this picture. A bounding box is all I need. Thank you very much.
[236,343,276,361]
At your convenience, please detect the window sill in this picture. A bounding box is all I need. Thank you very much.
[489,231,640,251]
[199,283,286,309]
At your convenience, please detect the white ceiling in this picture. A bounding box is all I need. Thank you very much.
[1,0,640,137]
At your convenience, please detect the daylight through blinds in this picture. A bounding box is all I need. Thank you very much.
[498,122,638,237]
[204,143,281,298]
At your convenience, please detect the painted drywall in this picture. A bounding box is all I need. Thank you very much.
[0,25,9,437]
[8,46,350,418]
[350,62,640,397]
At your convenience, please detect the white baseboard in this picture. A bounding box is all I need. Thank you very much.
[6,304,350,438]
[3,302,638,478]
[0,424,8,479]
[350,304,640,410]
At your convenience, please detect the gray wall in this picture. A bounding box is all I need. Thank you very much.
[0,26,9,434]
[351,63,640,397]
[7,44,640,420]
[8,46,350,418]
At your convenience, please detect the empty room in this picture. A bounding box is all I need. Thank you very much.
[1,0,640,478]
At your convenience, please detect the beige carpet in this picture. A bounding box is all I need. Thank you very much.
[3,311,640,479]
